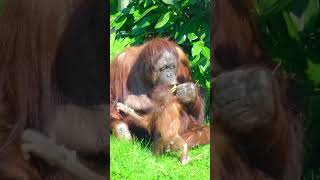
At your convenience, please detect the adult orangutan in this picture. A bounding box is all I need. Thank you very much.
[0,0,108,179]
[110,38,210,148]
[212,0,304,180]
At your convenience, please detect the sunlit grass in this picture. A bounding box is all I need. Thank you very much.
[110,136,210,180]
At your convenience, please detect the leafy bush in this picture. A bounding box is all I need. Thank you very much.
[255,0,320,89]
[110,31,134,61]
[110,0,118,15]
[253,0,320,177]
[111,0,211,119]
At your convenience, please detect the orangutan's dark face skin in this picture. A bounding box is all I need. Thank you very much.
[150,51,198,105]
[152,51,178,86]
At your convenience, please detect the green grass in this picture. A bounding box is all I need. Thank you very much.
[110,136,210,180]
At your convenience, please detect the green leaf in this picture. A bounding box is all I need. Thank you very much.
[256,0,291,17]
[199,65,206,74]
[283,11,301,42]
[200,33,207,40]
[303,0,320,29]
[306,59,320,87]
[203,57,210,70]
[133,10,141,21]
[140,20,151,28]
[137,17,152,29]
[134,6,158,24]
[162,0,174,5]
[190,55,201,67]
[155,12,171,29]
[122,5,135,15]
[113,17,127,30]
[205,80,210,89]
[132,25,145,36]
[288,11,304,32]
[144,0,152,8]
[174,32,179,39]
[181,0,191,8]
[187,33,198,41]
[192,41,203,57]
[176,34,187,44]
[201,46,210,59]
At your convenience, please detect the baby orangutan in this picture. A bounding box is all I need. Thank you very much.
[117,85,190,165]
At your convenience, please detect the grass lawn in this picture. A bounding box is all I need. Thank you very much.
[110,136,210,180]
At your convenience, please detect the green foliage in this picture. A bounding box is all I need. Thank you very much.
[110,32,134,61]
[110,0,118,15]
[254,0,320,178]
[111,0,211,119]
[255,0,320,89]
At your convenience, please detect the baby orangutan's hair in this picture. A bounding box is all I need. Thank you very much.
[117,85,190,164]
